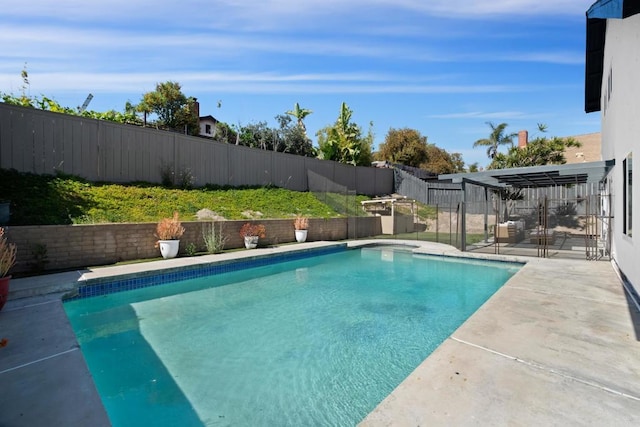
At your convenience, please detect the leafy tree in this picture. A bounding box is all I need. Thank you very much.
[473,122,517,160]
[275,115,315,156]
[468,162,479,173]
[285,102,313,135]
[214,122,237,145]
[377,128,429,167]
[423,145,465,174]
[234,116,315,156]
[139,81,198,135]
[316,102,373,166]
[489,125,581,169]
[236,121,276,150]
[376,128,464,174]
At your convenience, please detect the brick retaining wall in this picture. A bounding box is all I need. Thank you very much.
[4,217,381,275]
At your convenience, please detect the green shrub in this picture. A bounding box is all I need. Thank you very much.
[202,222,227,254]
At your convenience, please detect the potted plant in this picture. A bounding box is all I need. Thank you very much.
[0,227,17,311]
[239,223,266,249]
[294,215,309,243]
[155,212,185,259]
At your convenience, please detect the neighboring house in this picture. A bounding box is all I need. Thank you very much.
[199,115,218,138]
[585,0,640,290]
[515,129,602,164]
[564,132,602,164]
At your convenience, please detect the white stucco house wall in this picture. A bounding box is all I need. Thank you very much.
[199,115,218,138]
[585,0,640,291]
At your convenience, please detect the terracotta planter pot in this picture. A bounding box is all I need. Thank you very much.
[0,275,10,311]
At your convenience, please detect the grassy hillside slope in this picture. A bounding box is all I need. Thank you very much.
[0,169,369,225]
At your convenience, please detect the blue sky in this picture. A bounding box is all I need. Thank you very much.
[0,0,599,168]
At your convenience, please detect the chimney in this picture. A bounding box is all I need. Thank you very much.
[192,98,200,118]
[518,130,528,148]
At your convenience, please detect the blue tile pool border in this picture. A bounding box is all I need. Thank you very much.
[65,245,348,302]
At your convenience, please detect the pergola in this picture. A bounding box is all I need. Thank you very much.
[361,197,416,235]
[439,160,615,251]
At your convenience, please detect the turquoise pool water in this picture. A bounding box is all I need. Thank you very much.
[64,247,521,426]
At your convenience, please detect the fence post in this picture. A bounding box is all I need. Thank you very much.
[484,186,489,243]
[460,180,467,251]
[435,204,439,243]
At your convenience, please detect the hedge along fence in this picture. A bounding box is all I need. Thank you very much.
[5,217,382,275]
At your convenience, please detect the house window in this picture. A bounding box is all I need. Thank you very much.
[623,153,632,236]
[205,124,212,134]
[604,67,612,114]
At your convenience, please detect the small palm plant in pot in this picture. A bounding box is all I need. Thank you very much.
[155,212,185,259]
[293,215,309,243]
[239,223,266,249]
[0,227,17,310]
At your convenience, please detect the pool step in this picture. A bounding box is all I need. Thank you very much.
[7,271,83,300]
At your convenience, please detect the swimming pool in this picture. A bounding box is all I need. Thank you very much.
[64,246,521,426]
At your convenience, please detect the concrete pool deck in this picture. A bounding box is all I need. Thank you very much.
[1,240,639,426]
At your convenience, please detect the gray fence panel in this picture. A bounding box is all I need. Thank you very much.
[126,127,142,182]
[156,133,177,183]
[355,166,375,195]
[33,114,49,174]
[305,158,336,191]
[29,112,42,173]
[101,123,120,181]
[308,170,345,194]
[70,119,84,177]
[333,163,357,191]
[139,130,156,183]
[173,132,217,186]
[272,152,307,191]
[227,144,272,187]
[129,126,148,182]
[0,108,12,169]
[51,115,66,173]
[61,119,75,176]
[183,137,207,186]
[356,166,389,196]
[374,168,394,195]
[43,116,59,175]
[207,142,231,186]
[13,109,31,172]
[80,120,99,180]
[394,169,429,204]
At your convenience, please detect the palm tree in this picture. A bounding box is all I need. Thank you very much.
[473,122,517,159]
[285,102,312,134]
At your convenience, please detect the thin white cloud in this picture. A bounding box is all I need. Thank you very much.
[429,111,533,120]
[3,1,593,32]
[389,0,594,17]
[0,70,551,96]
[505,52,585,65]
[0,23,585,69]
